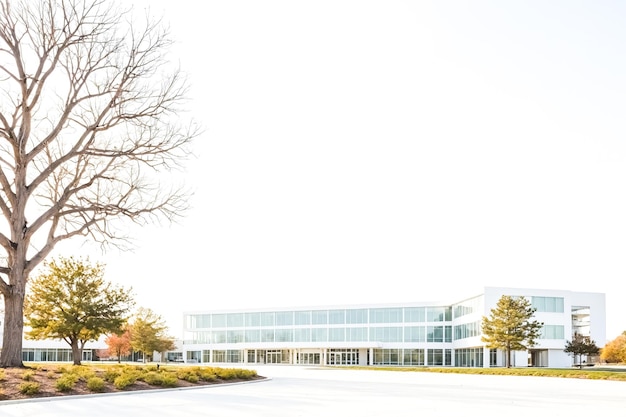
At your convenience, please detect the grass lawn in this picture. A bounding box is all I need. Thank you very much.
[347,365,626,381]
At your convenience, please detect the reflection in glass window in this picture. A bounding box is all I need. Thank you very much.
[427,307,451,322]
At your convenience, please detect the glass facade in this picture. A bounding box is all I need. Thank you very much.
[180,289,602,369]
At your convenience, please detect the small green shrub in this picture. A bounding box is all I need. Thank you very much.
[55,374,79,392]
[176,369,200,383]
[19,382,40,395]
[86,377,106,392]
[215,368,254,380]
[160,374,178,388]
[104,368,122,383]
[199,370,217,382]
[21,370,36,381]
[70,366,96,381]
[142,371,164,386]
[113,374,136,390]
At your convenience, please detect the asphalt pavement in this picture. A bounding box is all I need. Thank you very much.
[0,365,624,417]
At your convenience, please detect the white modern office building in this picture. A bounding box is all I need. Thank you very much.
[181,287,606,368]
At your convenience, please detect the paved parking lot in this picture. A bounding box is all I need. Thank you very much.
[1,366,625,416]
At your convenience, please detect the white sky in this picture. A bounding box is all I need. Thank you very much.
[60,0,626,340]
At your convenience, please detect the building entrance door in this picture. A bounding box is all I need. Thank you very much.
[266,350,282,364]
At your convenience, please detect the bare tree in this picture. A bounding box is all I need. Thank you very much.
[0,0,199,367]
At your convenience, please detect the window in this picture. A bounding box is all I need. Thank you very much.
[227,330,244,343]
[427,326,444,342]
[295,311,311,325]
[294,328,310,342]
[276,329,293,342]
[245,313,260,327]
[227,313,244,327]
[347,327,368,342]
[245,330,260,343]
[540,325,565,339]
[311,328,328,342]
[261,329,274,343]
[329,310,345,324]
[312,310,328,325]
[261,312,275,327]
[404,326,426,342]
[403,349,425,366]
[346,309,368,324]
[532,297,564,313]
[427,307,451,322]
[404,307,426,323]
[454,322,480,340]
[370,308,402,323]
[428,349,444,366]
[226,350,241,363]
[212,314,227,328]
[212,331,226,344]
[329,328,345,342]
[370,327,402,342]
[276,311,293,326]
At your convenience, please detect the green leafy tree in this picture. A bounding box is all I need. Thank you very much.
[564,333,600,368]
[24,256,134,365]
[481,295,543,368]
[129,307,175,363]
[0,0,197,367]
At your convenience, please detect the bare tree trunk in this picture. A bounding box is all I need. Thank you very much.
[1,293,25,367]
[70,339,82,366]
[506,346,512,368]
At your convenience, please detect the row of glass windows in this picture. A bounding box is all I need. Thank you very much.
[189,325,454,344]
[532,297,564,313]
[453,296,482,319]
[454,321,481,340]
[187,307,453,329]
[372,349,452,366]
[22,348,93,362]
[455,347,484,367]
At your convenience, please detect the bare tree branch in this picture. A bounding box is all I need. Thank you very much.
[0,0,201,367]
